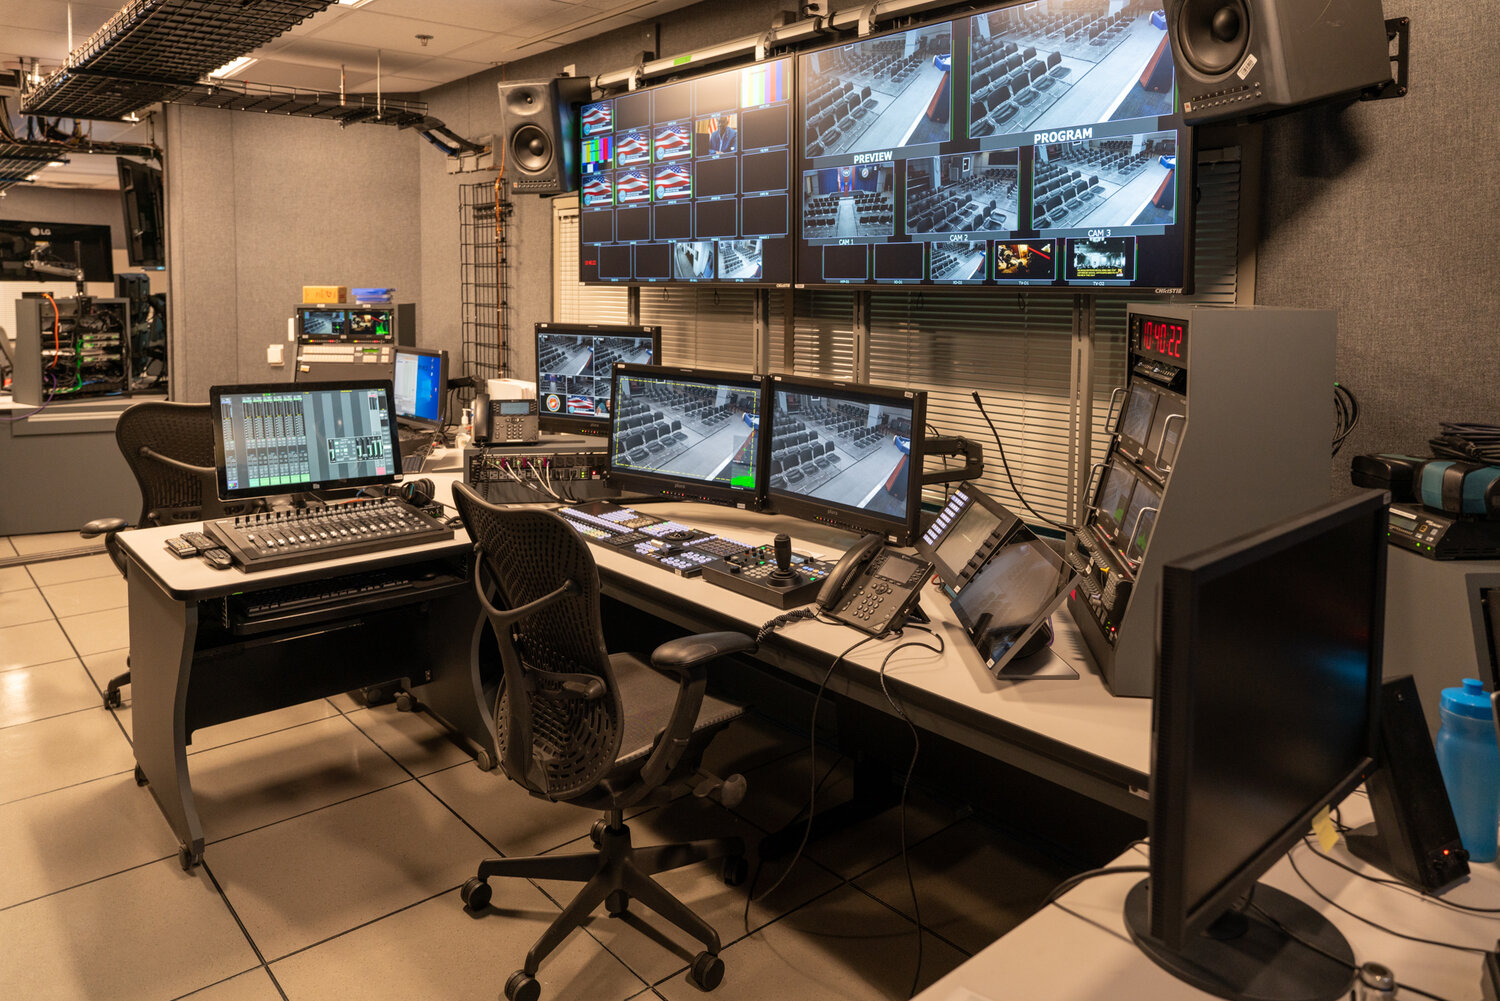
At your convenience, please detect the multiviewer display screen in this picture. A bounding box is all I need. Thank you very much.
[611,371,763,493]
[537,330,656,424]
[215,384,397,496]
[579,57,795,284]
[769,386,917,521]
[797,0,1190,290]
[393,351,443,424]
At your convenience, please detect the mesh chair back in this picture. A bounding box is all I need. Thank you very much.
[115,401,236,525]
[453,484,623,801]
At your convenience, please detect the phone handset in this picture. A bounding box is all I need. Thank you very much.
[816,533,885,610]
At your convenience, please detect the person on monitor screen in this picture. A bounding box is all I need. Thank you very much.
[709,114,737,154]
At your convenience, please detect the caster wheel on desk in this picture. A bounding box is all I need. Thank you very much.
[721,855,748,887]
[134,765,148,787]
[505,970,540,1001]
[103,687,122,709]
[687,951,724,991]
[606,889,629,917]
[461,876,492,911]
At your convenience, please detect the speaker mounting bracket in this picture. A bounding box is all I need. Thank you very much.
[1360,17,1409,102]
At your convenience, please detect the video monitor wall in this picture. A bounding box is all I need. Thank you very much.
[579,57,795,284]
[797,0,1192,291]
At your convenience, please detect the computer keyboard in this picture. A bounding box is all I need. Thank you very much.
[204,497,453,571]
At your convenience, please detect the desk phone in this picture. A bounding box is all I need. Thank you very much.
[817,535,932,636]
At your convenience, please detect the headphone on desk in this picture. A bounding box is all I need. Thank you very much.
[383,478,436,508]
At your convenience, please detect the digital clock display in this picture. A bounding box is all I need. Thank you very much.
[1134,316,1188,362]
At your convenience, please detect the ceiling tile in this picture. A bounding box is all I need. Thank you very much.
[297,9,495,58]
[232,58,349,91]
[369,0,578,29]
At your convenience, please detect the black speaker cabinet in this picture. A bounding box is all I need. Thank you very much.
[1165,0,1390,124]
[1346,675,1471,894]
[497,77,592,194]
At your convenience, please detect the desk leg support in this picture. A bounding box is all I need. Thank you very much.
[409,591,499,771]
[127,571,204,870]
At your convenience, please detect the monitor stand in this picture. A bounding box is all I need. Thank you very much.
[1123,880,1355,1001]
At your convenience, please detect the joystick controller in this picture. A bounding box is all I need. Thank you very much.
[768,533,799,587]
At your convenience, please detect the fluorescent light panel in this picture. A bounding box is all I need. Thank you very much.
[208,56,257,79]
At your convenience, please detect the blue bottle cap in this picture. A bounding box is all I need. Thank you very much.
[1441,678,1495,721]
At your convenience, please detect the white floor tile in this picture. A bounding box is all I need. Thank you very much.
[0,708,135,805]
[0,564,34,593]
[39,574,128,617]
[0,771,176,910]
[26,553,118,586]
[345,703,475,776]
[80,647,129,696]
[0,586,53,628]
[0,857,259,1001]
[209,781,492,960]
[420,759,600,858]
[0,657,100,729]
[175,968,282,1001]
[8,531,98,557]
[116,698,342,757]
[0,537,16,558]
[0,619,75,672]
[57,606,130,656]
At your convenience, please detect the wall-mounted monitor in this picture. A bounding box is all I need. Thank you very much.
[796,0,1192,292]
[579,57,795,285]
[117,158,165,269]
[535,322,662,435]
[607,364,768,507]
[767,374,926,546]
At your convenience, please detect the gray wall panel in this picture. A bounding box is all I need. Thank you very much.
[1256,0,1500,490]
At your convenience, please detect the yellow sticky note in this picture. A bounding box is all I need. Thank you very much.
[1311,806,1339,852]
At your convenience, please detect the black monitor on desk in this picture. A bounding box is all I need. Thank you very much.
[535,322,660,435]
[766,374,926,546]
[606,363,767,508]
[210,380,402,500]
[393,346,448,430]
[1124,490,1388,1001]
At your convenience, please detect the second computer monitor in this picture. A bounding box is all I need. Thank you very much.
[393,346,448,429]
[608,363,767,507]
[536,322,661,435]
[768,375,926,546]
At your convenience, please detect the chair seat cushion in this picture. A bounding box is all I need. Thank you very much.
[608,652,743,767]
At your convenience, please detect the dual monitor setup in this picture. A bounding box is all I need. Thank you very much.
[577,0,1192,292]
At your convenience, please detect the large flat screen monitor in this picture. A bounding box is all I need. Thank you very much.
[211,381,402,501]
[797,0,1192,291]
[767,374,925,546]
[1123,490,1388,1001]
[607,364,767,507]
[535,322,662,434]
[393,346,448,430]
[579,57,795,285]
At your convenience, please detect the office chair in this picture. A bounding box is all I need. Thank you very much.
[81,401,259,708]
[451,482,755,1001]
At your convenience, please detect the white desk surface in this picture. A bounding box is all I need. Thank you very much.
[916,791,1498,1001]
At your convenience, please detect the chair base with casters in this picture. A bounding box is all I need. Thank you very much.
[451,481,757,1000]
[462,805,749,1000]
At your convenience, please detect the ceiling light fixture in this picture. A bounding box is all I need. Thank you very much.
[337,0,376,7]
[47,160,66,167]
[208,56,257,79]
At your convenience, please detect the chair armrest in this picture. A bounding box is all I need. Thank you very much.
[138,446,215,477]
[81,517,129,538]
[650,631,756,675]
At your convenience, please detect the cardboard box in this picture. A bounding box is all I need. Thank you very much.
[302,285,347,304]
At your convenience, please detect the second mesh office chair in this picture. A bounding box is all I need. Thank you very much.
[451,483,755,1001]
[81,401,258,707]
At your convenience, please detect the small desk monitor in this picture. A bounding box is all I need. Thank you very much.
[211,380,402,501]
[1124,489,1388,1001]
[767,374,926,546]
[535,322,660,435]
[607,363,767,508]
[393,346,448,429]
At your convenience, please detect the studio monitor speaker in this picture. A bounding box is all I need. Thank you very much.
[497,76,593,194]
[1165,0,1390,125]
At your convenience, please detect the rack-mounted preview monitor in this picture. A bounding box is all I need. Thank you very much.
[797,0,1192,291]
[607,364,768,507]
[392,346,448,430]
[1124,490,1387,1000]
[767,375,925,546]
[211,380,402,501]
[535,322,662,434]
[579,57,795,284]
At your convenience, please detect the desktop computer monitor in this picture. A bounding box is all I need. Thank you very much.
[766,374,926,546]
[1124,489,1388,1001]
[211,380,402,501]
[535,322,661,435]
[606,363,767,508]
[392,346,448,430]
